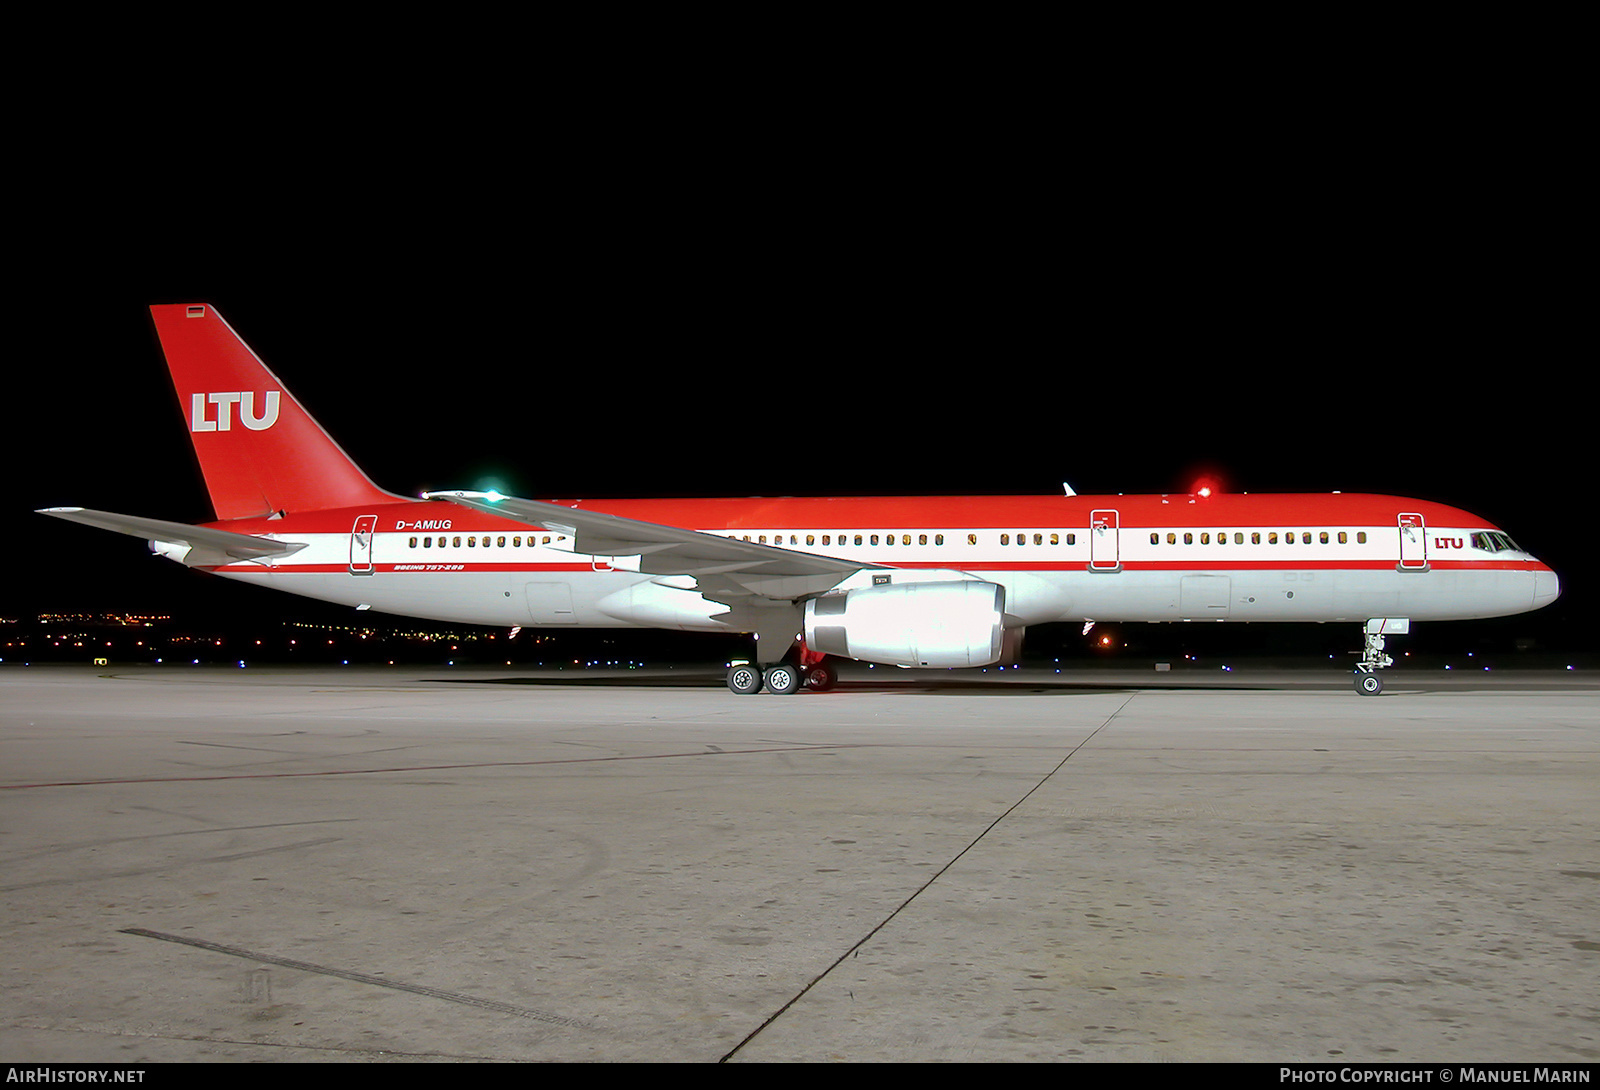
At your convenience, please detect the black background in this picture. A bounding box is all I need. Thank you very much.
[6,65,1588,661]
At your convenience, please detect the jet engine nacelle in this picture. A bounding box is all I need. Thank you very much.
[804,580,1007,668]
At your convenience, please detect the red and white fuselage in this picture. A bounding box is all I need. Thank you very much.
[192,492,1557,631]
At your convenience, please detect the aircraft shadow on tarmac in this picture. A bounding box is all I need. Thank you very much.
[422,667,1590,695]
[427,672,1289,696]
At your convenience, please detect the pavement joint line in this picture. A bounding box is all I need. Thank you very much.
[719,694,1137,1062]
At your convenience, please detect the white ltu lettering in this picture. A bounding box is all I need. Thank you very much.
[190,393,214,432]
[241,391,279,430]
[190,391,280,432]
[209,392,242,430]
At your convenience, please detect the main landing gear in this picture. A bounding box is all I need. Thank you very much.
[725,657,838,695]
[1353,618,1408,696]
[727,662,764,695]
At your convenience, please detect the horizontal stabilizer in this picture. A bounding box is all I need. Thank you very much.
[38,507,308,563]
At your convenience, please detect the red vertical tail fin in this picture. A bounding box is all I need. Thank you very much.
[151,304,399,520]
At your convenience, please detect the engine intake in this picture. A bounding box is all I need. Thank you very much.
[804,580,1006,668]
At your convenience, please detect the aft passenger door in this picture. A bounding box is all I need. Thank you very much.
[1090,509,1120,571]
[349,515,377,575]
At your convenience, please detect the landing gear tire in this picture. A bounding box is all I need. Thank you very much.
[764,664,801,695]
[728,664,763,695]
[1355,671,1383,696]
[802,661,837,692]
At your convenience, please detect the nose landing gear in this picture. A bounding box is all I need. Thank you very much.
[1354,618,1408,696]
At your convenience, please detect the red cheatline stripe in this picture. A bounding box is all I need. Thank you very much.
[208,559,1543,575]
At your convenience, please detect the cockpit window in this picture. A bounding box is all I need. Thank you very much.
[1471,531,1522,553]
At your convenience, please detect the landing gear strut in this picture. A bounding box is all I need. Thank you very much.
[1353,618,1408,696]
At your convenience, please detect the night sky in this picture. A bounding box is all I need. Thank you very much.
[6,102,1589,660]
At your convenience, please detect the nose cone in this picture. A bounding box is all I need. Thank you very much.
[1533,568,1561,610]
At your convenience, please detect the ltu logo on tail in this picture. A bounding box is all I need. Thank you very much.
[190,392,280,432]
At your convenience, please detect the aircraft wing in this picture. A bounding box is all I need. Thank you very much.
[37,507,308,564]
[423,490,879,603]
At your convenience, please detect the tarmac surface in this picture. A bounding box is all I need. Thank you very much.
[1,662,1596,1062]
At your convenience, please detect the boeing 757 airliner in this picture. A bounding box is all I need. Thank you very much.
[40,305,1561,695]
